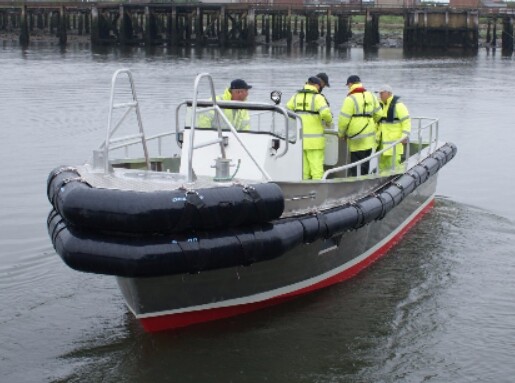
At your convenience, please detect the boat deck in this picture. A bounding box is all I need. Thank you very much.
[78,165,257,192]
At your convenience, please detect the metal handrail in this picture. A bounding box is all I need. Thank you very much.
[102,68,150,173]
[103,131,175,156]
[414,116,439,158]
[179,75,302,182]
[97,71,440,183]
[322,135,404,179]
[322,117,439,180]
[176,100,300,144]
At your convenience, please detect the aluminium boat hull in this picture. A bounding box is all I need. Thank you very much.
[117,175,436,332]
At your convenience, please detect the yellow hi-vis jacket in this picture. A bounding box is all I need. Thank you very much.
[286,84,333,150]
[377,95,411,156]
[338,83,382,152]
[197,88,251,131]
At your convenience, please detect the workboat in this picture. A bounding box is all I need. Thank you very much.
[47,69,457,332]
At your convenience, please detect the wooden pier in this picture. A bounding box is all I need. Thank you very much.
[1,1,514,54]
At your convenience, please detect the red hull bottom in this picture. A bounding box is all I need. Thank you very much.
[140,198,435,332]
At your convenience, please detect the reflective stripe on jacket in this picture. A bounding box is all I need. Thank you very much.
[338,83,382,152]
[377,95,411,156]
[286,84,333,150]
[197,88,251,131]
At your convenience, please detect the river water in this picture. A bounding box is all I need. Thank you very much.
[1,42,514,382]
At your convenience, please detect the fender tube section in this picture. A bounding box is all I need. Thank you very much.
[357,196,384,224]
[47,167,284,235]
[47,143,457,277]
[406,167,426,187]
[48,209,304,277]
[324,205,361,236]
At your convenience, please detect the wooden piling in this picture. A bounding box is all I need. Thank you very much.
[247,8,255,47]
[219,6,226,47]
[325,11,331,49]
[37,12,43,30]
[466,11,478,50]
[306,13,318,43]
[492,17,497,47]
[502,16,513,55]
[168,7,177,46]
[271,14,277,41]
[119,5,130,45]
[58,6,67,46]
[286,11,292,49]
[299,19,304,47]
[364,11,379,49]
[486,19,491,44]
[144,6,151,45]
[29,10,34,33]
[334,15,351,45]
[90,7,100,44]
[195,7,203,45]
[78,13,83,36]
[265,15,270,44]
[84,12,90,35]
[20,6,29,46]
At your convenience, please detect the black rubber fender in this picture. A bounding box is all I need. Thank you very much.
[356,195,385,224]
[421,157,440,177]
[48,209,304,277]
[411,164,429,184]
[380,183,404,207]
[324,204,361,236]
[299,215,322,244]
[395,173,417,196]
[48,166,285,235]
[46,143,459,277]
[406,168,424,187]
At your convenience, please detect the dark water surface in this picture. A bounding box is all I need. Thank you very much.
[1,43,515,383]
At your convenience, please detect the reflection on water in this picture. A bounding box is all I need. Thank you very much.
[1,44,515,383]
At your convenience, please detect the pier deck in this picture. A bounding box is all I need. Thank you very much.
[1,1,513,53]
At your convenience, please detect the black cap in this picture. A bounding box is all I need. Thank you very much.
[346,75,361,85]
[308,76,322,86]
[230,79,252,90]
[316,72,330,87]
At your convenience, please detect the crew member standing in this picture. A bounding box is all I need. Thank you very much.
[338,75,382,176]
[287,76,333,180]
[198,79,252,131]
[376,84,411,173]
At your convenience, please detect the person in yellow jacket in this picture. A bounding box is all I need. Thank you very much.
[198,79,252,131]
[338,75,382,177]
[286,76,333,180]
[376,84,411,173]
